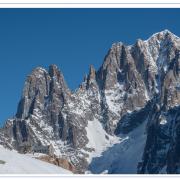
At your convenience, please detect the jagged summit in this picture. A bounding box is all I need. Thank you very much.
[29,65,65,79]
[150,29,173,37]
[26,30,180,92]
[111,42,124,49]
[32,66,47,73]
[151,29,178,37]
[88,65,96,81]
[49,64,62,77]
[110,30,179,51]
[145,29,179,42]
[28,66,48,80]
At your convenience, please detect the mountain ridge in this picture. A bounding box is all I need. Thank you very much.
[1,29,180,174]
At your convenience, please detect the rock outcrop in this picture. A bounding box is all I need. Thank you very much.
[37,155,76,173]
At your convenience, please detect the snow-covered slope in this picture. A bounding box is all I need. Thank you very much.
[88,117,147,174]
[0,146,72,174]
[85,118,120,163]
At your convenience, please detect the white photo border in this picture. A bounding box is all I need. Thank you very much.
[0,1,180,180]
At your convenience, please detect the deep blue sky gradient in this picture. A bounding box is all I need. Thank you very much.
[0,8,180,126]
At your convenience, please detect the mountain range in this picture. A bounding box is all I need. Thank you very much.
[1,29,180,174]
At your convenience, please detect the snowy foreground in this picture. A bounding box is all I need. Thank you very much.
[0,146,72,174]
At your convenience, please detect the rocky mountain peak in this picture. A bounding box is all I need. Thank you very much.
[32,66,48,75]
[86,65,97,89]
[48,64,70,94]
[49,64,69,89]
[110,42,123,51]
[89,65,96,80]
[146,29,179,46]
[49,64,61,77]
[155,29,174,37]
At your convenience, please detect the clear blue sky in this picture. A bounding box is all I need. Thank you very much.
[0,8,180,126]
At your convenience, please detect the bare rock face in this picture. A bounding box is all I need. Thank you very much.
[94,42,149,134]
[1,30,180,174]
[16,67,51,119]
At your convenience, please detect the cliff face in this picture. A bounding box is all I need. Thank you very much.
[1,30,180,174]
